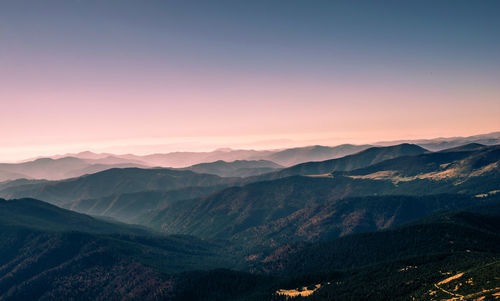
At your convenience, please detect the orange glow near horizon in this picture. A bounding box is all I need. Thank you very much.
[1,1,499,162]
[1,69,499,162]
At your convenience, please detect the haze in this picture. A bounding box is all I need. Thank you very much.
[1,0,499,161]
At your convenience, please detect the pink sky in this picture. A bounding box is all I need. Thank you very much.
[1,69,499,162]
[1,1,499,162]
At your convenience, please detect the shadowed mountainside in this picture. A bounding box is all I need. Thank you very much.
[345,143,500,182]
[0,198,234,300]
[0,168,235,206]
[64,185,229,224]
[260,205,500,300]
[249,143,428,182]
[139,145,500,249]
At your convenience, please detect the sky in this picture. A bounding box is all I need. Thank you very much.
[1,0,499,161]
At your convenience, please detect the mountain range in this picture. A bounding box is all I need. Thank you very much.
[0,156,147,181]
[375,131,500,151]
[0,135,499,300]
[140,144,500,249]
[3,131,499,183]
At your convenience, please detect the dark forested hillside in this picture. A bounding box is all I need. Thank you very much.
[0,198,235,301]
[0,198,150,234]
[141,176,399,239]
[141,169,498,244]
[257,205,500,300]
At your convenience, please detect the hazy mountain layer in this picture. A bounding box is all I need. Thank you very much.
[65,185,230,224]
[375,131,500,151]
[0,156,147,181]
[184,159,283,177]
[0,168,235,206]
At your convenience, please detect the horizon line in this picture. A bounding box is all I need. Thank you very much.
[3,129,499,164]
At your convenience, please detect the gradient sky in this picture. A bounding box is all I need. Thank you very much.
[1,0,500,161]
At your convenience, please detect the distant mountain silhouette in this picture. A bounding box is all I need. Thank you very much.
[185,160,283,177]
[375,131,500,151]
[21,145,372,169]
[0,145,370,181]
[118,145,372,168]
[0,170,30,182]
[0,156,147,181]
[263,144,372,166]
[5,131,497,181]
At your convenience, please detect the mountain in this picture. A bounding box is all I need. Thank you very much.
[139,144,499,248]
[0,179,48,191]
[4,144,499,247]
[121,149,277,168]
[254,204,500,300]
[0,170,31,182]
[263,144,372,166]
[24,151,119,161]
[158,204,500,301]
[375,131,500,151]
[61,162,149,179]
[65,185,229,224]
[0,156,148,181]
[123,145,373,168]
[0,198,234,300]
[2,198,499,300]
[0,157,87,180]
[185,160,283,177]
[0,198,151,234]
[7,131,500,175]
[141,176,397,240]
[143,173,498,247]
[250,143,428,181]
[256,204,500,275]
[1,140,500,300]
[25,145,372,169]
[231,194,497,249]
[345,144,500,184]
[0,168,235,206]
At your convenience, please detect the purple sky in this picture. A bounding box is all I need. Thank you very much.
[1,0,499,161]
